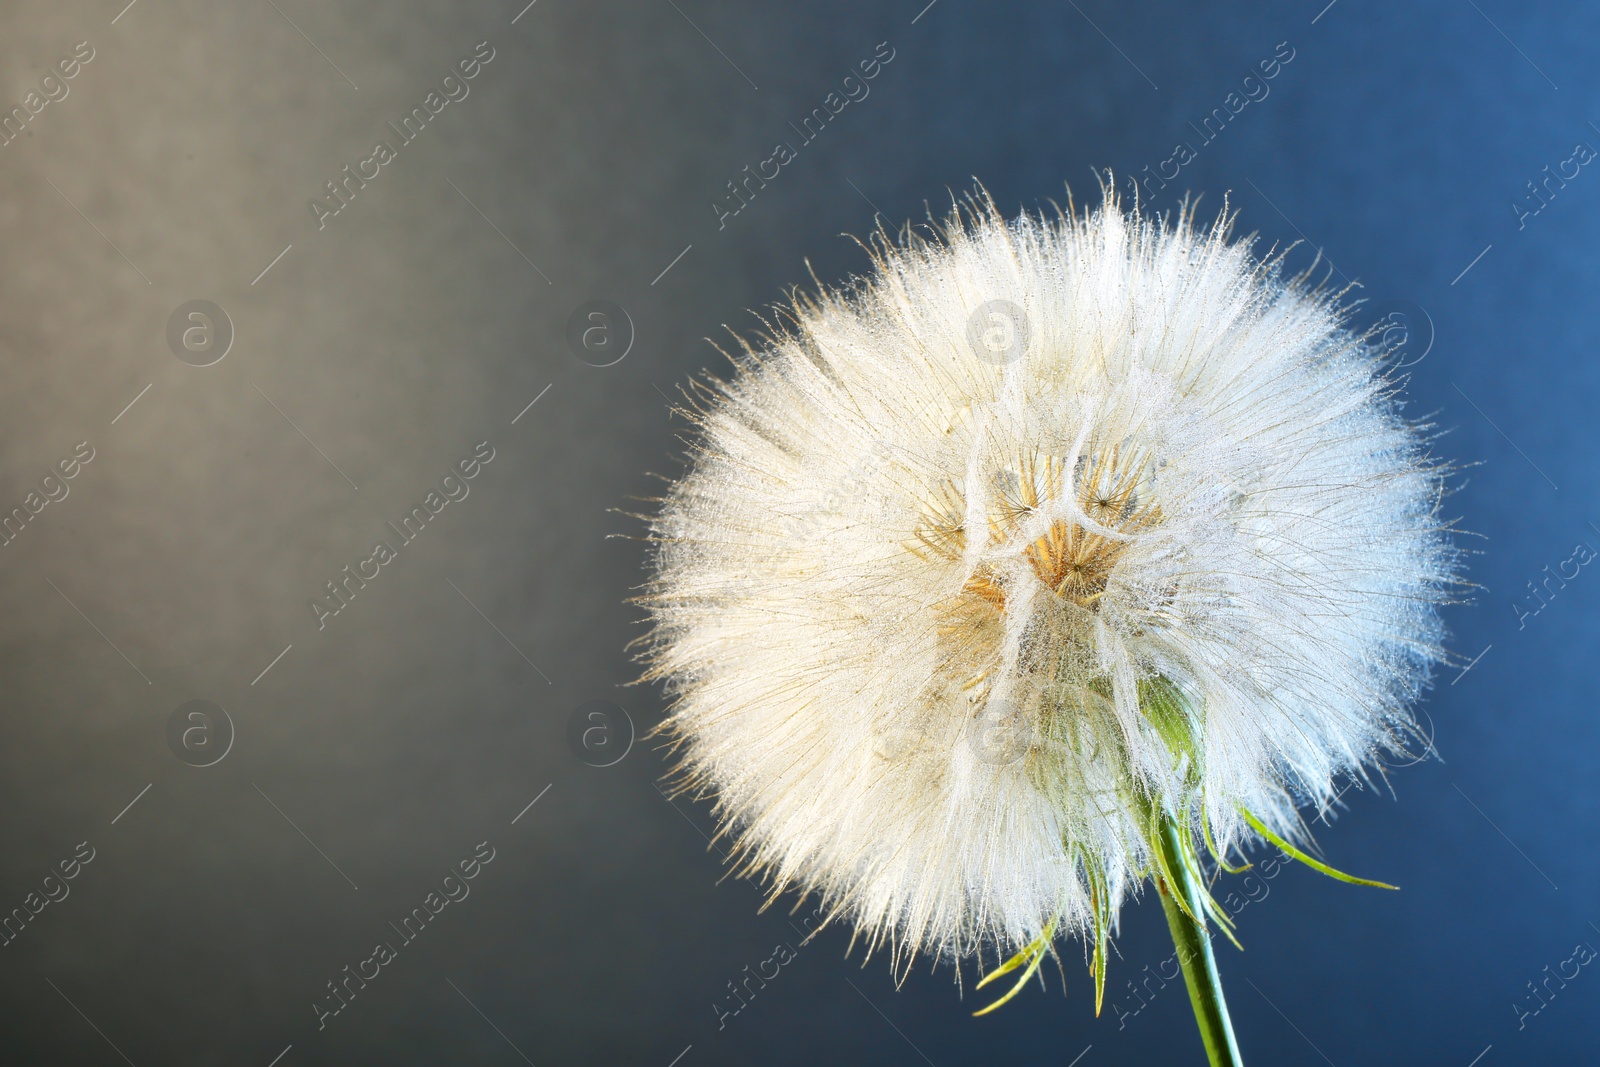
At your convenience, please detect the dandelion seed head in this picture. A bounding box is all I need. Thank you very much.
[639,180,1458,978]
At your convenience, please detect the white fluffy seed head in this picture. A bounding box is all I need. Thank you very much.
[638,181,1458,977]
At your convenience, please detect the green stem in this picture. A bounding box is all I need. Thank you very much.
[1155,816,1244,1067]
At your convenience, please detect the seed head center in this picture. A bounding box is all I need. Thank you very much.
[912,446,1162,612]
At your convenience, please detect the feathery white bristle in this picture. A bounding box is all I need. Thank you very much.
[640,181,1457,977]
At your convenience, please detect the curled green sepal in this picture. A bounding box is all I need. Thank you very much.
[973,919,1056,1016]
[1241,809,1399,890]
[1202,807,1252,875]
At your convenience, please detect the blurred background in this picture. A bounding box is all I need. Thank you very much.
[0,1,1595,1064]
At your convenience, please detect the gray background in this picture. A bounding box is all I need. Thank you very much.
[0,1,1596,1064]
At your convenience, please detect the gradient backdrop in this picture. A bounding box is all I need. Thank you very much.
[1,1,1595,1064]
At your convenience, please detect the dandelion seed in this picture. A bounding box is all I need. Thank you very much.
[637,177,1459,1059]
